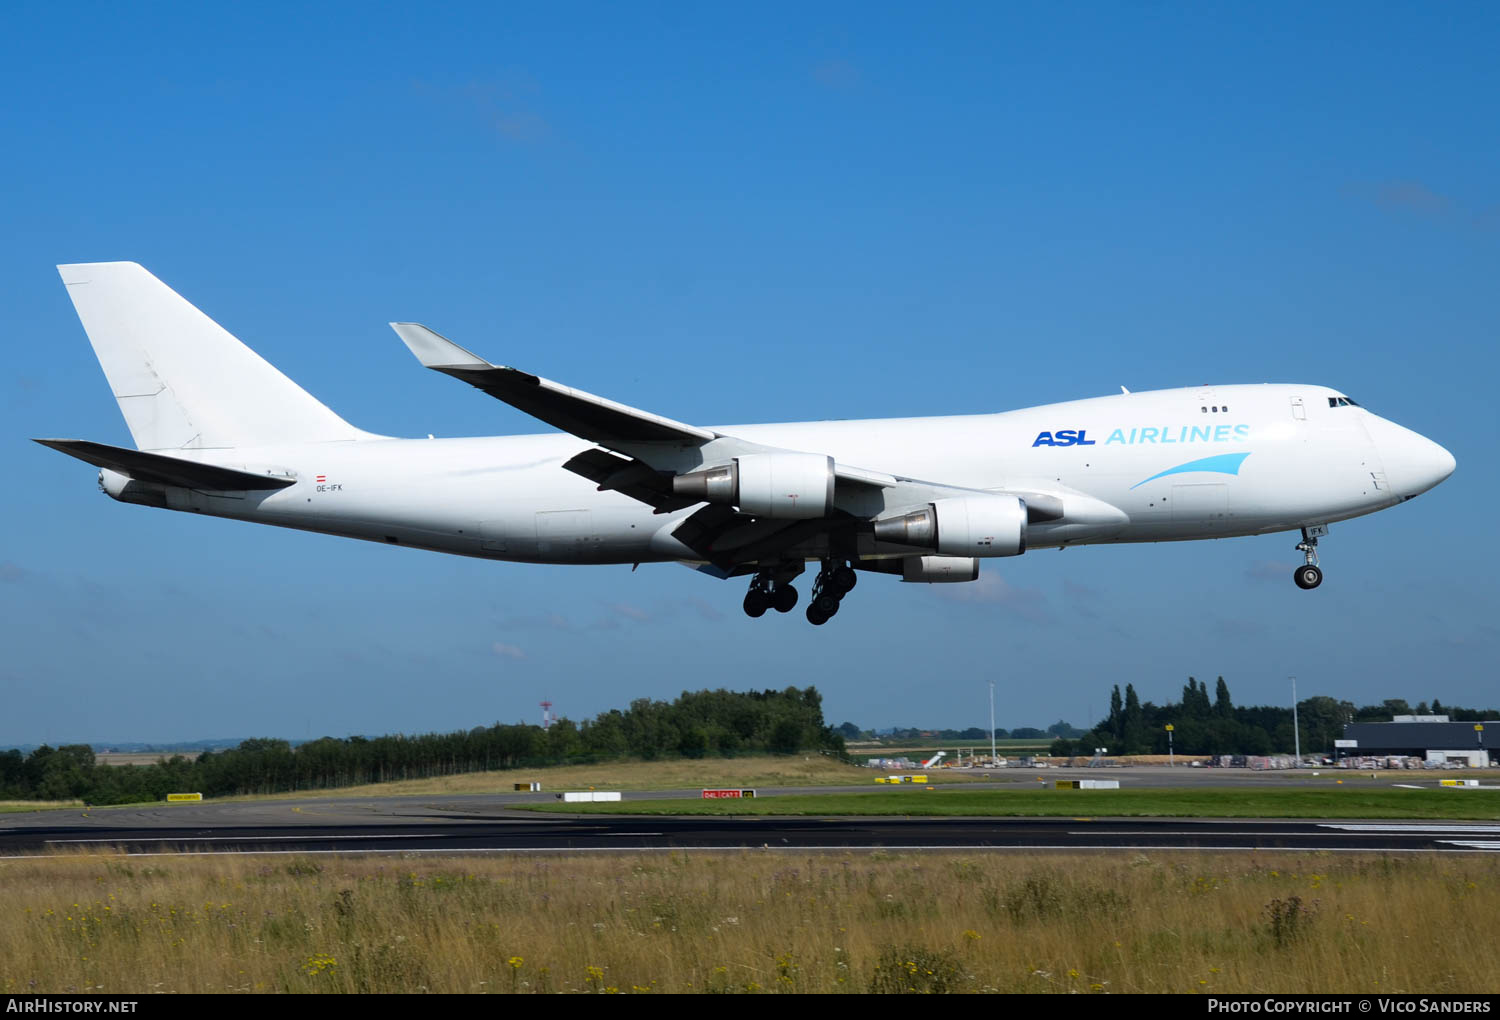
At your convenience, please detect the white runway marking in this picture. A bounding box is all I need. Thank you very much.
[45,833,447,844]
[1318,823,1500,833]
[1437,841,1500,851]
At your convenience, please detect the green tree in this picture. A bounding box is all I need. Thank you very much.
[1214,677,1234,719]
[1107,686,1124,741]
[545,718,582,759]
[1122,684,1146,753]
[677,727,709,758]
[770,718,803,754]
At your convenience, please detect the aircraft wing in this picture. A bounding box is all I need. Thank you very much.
[393,322,897,482]
[392,324,1122,566]
[391,323,717,447]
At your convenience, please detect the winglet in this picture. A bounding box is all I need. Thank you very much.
[390,322,491,370]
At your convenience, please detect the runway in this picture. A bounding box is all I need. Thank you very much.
[5,813,1500,857]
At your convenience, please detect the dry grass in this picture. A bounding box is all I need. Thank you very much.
[1,849,1496,994]
[96,752,203,767]
[225,756,989,802]
[0,800,84,814]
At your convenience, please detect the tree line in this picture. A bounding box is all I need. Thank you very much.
[838,722,1086,742]
[0,686,843,804]
[1047,678,1499,758]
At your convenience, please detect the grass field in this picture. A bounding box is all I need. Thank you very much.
[95,752,204,767]
[522,787,1500,820]
[219,756,999,803]
[1,849,1495,994]
[0,801,83,814]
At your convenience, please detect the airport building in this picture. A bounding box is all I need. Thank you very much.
[1340,716,1496,767]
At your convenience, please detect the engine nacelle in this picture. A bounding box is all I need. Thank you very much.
[672,453,834,519]
[873,495,1027,557]
[98,469,169,508]
[899,556,980,583]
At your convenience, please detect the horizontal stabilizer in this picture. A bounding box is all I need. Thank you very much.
[34,439,295,491]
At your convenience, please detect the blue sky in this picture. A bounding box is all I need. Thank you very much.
[2,3,1496,745]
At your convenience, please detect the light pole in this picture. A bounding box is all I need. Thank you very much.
[1291,675,1301,766]
[1166,723,1174,768]
[988,679,997,766]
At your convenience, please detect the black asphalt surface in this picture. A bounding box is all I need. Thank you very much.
[4,814,1499,856]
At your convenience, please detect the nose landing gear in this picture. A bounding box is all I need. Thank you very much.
[1293,525,1326,589]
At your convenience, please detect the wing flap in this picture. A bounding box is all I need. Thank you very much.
[561,448,701,513]
[35,439,295,491]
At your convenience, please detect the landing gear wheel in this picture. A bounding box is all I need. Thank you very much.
[1293,564,1323,590]
[831,565,857,594]
[806,604,830,626]
[1293,525,1326,590]
[773,585,798,613]
[812,593,840,617]
[743,590,770,617]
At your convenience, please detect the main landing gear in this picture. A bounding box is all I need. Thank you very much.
[742,570,800,618]
[742,560,858,624]
[1293,525,1326,590]
[805,560,857,626]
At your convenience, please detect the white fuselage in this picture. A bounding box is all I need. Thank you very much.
[115,382,1453,568]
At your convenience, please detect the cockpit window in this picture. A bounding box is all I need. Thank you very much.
[1328,396,1362,408]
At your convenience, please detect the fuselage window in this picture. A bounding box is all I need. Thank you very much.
[1221,405,1228,412]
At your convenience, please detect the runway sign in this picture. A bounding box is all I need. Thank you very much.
[701,789,757,799]
[165,792,202,802]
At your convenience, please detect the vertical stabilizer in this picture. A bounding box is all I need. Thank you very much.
[57,262,372,451]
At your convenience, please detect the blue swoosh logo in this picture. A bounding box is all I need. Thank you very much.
[1131,452,1251,490]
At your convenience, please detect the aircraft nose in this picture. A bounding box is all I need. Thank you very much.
[1368,416,1455,497]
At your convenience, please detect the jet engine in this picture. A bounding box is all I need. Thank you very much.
[672,453,835,519]
[872,495,1027,557]
[899,556,980,582]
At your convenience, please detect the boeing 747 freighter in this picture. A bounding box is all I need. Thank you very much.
[38,262,1455,625]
